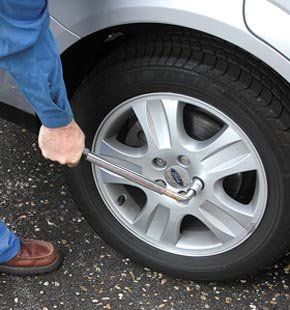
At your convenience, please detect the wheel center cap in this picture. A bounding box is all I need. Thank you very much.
[165,166,190,189]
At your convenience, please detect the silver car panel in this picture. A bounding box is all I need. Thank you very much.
[50,16,80,53]
[269,0,290,14]
[0,69,35,114]
[48,0,290,83]
[1,0,290,115]
[245,0,290,61]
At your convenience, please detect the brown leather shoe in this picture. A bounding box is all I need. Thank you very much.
[0,239,61,276]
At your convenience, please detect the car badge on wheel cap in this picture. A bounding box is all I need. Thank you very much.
[170,168,184,187]
[165,166,190,188]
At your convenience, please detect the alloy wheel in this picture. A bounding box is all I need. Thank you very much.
[91,93,267,256]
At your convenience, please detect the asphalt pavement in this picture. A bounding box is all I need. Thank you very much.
[0,118,289,310]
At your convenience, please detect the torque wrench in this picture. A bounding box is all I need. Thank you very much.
[83,148,203,202]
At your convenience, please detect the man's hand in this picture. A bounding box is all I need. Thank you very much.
[38,119,85,167]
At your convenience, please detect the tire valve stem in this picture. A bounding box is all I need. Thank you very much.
[117,195,126,206]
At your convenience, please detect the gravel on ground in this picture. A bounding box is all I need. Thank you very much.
[0,119,289,310]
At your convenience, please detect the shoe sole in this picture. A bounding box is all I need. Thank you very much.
[0,253,62,277]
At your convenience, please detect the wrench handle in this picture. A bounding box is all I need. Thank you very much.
[82,148,193,202]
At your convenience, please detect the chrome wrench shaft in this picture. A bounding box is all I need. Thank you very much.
[83,148,199,202]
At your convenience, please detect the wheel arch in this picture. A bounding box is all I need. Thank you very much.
[60,22,290,102]
[51,0,290,97]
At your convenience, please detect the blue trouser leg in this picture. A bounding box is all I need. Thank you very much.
[0,220,20,264]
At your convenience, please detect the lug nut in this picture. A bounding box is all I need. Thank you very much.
[153,158,166,168]
[155,179,166,188]
[117,194,126,206]
[178,155,190,166]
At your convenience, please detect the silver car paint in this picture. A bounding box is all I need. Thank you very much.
[1,0,290,115]
[269,0,290,14]
[50,16,80,53]
[49,0,290,80]
[0,70,35,114]
[245,0,290,61]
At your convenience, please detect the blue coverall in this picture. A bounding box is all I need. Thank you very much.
[0,0,74,263]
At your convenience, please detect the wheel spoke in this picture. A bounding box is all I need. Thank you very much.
[132,98,182,150]
[133,199,182,246]
[208,153,256,182]
[98,137,144,172]
[99,168,144,188]
[195,198,249,244]
[159,209,183,246]
[132,198,159,232]
[161,98,184,147]
[199,126,257,181]
[208,188,255,227]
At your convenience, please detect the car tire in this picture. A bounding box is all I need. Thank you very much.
[66,28,290,281]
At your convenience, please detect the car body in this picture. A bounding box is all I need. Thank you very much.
[1,0,289,125]
[1,0,290,280]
